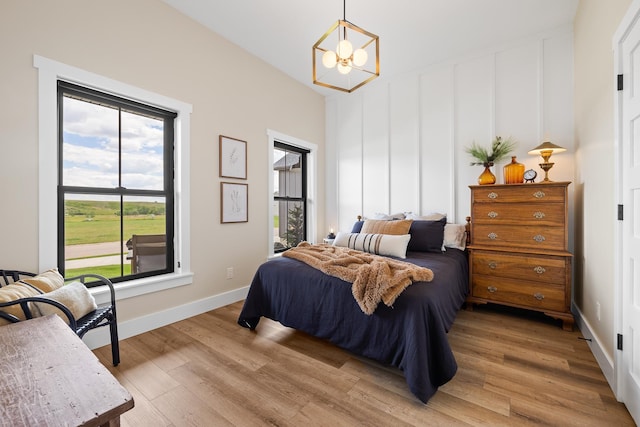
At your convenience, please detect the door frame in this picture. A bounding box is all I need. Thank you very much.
[613,0,640,410]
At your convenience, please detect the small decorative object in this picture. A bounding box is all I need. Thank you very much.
[221,182,248,223]
[524,169,537,183]
[465,136,517,185]
[327,228,336,239]
[219,135,247,179]
[503,156,525,184]
[528,141,566,182]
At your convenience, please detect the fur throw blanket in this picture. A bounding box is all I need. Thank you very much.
[283,242,434,315]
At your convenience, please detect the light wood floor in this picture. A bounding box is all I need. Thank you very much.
[93,302,635,426]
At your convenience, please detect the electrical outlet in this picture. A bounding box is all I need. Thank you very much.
[596,301,601,321]
[226,267,234,279]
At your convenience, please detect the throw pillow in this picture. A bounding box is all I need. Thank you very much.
[33,281,97,323]
[443,223,467,250]
[361,219,413,235]
[407,218,446,253]
[0,282,43,325]
[21,268,65,293]
[333,231,411,258]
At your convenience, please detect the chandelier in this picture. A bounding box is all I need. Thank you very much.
[312,0,380,93]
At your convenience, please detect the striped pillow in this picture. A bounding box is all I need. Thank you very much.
[333,232,411,259]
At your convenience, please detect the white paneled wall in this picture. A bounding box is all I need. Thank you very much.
[326,26,575,232]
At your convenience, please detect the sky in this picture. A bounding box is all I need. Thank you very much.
[62,96,165,194]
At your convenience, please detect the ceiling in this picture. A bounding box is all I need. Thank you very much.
[162,0,579,96]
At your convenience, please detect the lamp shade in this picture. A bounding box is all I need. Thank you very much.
[528,141,566,155]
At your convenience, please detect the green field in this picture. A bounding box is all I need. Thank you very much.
[64,200,166,277]
[65,200,166,245]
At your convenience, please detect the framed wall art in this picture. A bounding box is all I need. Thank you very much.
[221,182,248,223]
[219,135,247,179]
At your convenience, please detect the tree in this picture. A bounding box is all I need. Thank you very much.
[284,204,304,248]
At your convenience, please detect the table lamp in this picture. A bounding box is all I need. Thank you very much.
[528,141,566,182]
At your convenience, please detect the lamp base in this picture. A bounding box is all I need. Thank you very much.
[539,162,555,182]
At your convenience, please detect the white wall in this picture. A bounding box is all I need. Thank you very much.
[326,26,575,232]
[0,0,325,327]
[574,0,631,368]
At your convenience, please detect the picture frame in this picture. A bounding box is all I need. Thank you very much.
[219,135,247,179]
[221,182,248,223]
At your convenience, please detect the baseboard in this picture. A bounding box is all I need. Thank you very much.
[83,285,250,350]
[572,303,616,393]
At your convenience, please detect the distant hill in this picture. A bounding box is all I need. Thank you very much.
[65,200,166,217]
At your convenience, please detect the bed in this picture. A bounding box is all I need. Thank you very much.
[237,217,469,403]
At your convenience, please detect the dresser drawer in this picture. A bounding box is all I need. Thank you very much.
[472,224,566,250]
[471,250,567,284]
[471,185,566,204]
[472,203,565,226]
[471,275,566,311]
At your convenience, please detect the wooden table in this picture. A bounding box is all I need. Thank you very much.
[0,315,134,426]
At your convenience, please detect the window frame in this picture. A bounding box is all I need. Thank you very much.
[273,141,310,253]
[35,55,193,304]
[267,129,317,258]
[57,81,177,280]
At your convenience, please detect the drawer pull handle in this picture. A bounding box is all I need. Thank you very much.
[533,191,546,199]
[533,234,545,243]
[488,232,498,240]
[488,262,497,269]
[488,211,498,218]
[534,266,546,274]
[488,192,498,199]
[533,293,544,301]
[487,286,497,293]
[533,211,545,219]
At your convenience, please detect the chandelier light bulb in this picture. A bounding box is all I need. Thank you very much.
[337,39,353,60]
[322,50,337,68]
[352,48,368,67]
[337,62,352,74]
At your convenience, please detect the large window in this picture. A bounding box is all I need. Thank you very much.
[58,81,176,281]
[273,142,310,252]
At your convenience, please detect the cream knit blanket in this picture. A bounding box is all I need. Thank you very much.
[283,242,434,315]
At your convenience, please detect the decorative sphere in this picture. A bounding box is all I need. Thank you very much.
[352,49,368,66]
[337,62,352,75]
[322,50,337,68]
[337,40,353,60]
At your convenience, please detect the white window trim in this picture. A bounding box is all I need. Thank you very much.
[34,55,193,304]
[267,129,317,258]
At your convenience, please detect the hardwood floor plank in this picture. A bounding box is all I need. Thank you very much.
[92,301,634,426]
[151,384,235,426]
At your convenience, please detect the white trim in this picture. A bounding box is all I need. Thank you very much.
[573,303,615,389]
[33,55,193,301]
[84,285,250,349]
[267,129,318,257]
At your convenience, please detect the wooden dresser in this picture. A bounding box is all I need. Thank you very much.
[467,182,573,330]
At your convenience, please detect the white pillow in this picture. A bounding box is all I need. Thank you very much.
[443,223,467,250]
[333,232,411,258]
[405,212,447,221]
[33,281,97,323]
[371,212,406,220]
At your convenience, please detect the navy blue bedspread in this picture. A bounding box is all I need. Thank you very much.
[237,248,469,403]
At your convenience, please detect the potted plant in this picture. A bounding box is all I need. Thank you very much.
[465,136,517,184]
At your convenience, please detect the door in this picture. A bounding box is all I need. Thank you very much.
[617,1,640,424]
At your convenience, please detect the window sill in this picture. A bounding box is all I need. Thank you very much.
[89,272,194,306]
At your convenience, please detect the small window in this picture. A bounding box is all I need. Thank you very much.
[58,81,177,282]
[273,142,309,252]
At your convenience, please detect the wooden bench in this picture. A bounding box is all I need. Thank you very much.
[0,315,133,426]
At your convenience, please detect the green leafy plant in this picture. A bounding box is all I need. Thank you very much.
[465,136,517,166]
